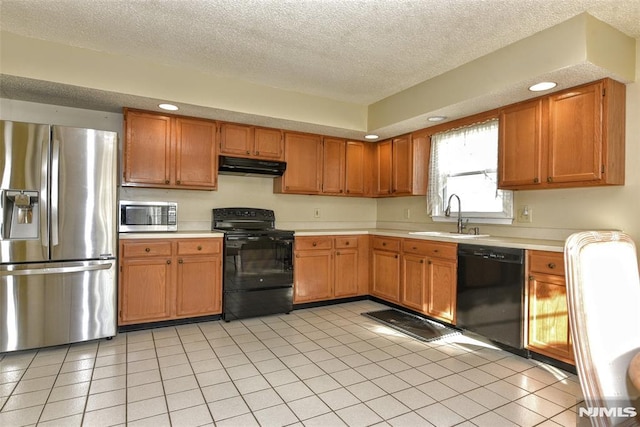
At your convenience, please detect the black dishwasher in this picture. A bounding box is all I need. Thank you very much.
[456,244,526,355]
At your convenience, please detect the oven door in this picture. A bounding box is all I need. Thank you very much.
[223,233,293,291]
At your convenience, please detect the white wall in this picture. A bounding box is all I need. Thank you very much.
[0,98,377,231]
[3,47,639,241]
[377,41,640,243]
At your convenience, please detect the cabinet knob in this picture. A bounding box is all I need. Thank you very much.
[166,260,171,264]
[420,260,424,264]
[428,260,432,265]
[296,254,300,258]
[394,254,398,259]
[547,177,553,183]
[533,177,539,183]
[434,249,439,253]
[178,259,183,264]
[246,150,251,154]
[529,275,534,281]
[339,189,343,193]
[336,251,341,255]
[412,246,417,250]
[312,242,317,247]
[382,242,386,246]
[255,151,260,155]
[197,245,202,251]
[176,180,181,184]
[346,190,350,193]
[165,180,170,184]
[145,247,151,252]
[548,263,556,269]
[345,241,350,246]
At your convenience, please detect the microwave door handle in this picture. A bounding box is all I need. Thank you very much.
[50,138,60,248]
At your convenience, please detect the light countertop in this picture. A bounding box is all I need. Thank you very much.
[122,228,566,252]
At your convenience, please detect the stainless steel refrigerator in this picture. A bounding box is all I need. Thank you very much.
[1,120,118,352]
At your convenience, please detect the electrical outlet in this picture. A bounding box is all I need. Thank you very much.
[314,208,321,218]
[517,205,533,223]
[404,208,410,219]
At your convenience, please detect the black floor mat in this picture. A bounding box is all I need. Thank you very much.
[363,309,461,343]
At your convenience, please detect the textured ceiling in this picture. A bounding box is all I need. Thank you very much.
[0,0,639,138]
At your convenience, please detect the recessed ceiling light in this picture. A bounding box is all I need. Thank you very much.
[158,103,179,111]
[528,82,557,92]
[427,116,447,122]
[364,134,379,140]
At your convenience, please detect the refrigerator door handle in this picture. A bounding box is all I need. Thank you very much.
[50,138,60,247]
[41,134,50,256]
[0,260,113,277]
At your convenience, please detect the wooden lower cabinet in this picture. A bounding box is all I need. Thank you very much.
[371,237,402,303]
[119,237,222,325]
[294,235,368,303]
[527,250,574,364]
[401,239,457,324]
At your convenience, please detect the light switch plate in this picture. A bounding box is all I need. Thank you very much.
[517,205,532,223]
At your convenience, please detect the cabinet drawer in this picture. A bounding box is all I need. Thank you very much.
[335,236,359,249]
[176,239,222,255]
[529,251,565,276]
[403,239,457,259]
[121,241,172,258]
[372,237,401,252]
[295,237,333,250]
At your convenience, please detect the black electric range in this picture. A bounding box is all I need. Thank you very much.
[212,208,294,321]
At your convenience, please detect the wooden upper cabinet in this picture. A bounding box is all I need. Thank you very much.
[498,99,543,187]
[345,141,367,196]
[375,140,393,195]
[322,138,346,194]
[374,133,428,197]
[254,127,284,160]
[175,117,217,188]
[391,135,413,195]
[548,82,603,184]
[123,109,218,190]
[498,78,625,190]
[124,110,172,186]
[219,122,253,156]
[321,139,367,196]
[274,132,322,194]
[219,122,284,160]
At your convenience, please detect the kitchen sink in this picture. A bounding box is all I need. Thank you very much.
[409,231,490,239]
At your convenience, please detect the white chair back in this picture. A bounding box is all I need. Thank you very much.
[565,231,640,426]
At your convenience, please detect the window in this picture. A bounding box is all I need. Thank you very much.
[427,118,513,224]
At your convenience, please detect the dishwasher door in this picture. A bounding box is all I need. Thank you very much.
[456,245,525,352]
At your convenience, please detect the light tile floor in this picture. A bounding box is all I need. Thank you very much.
[0,300,583,426]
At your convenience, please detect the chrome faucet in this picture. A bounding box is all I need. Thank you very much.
[445,193,466,234]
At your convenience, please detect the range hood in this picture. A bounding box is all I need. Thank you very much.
[218,156,287,177]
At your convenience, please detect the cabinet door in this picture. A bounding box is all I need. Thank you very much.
[119,257,172,324]
[392,135,412,194]
[375,140,393,196]
[548,82,603,184]
[371,249,400,303]
[219,122,253,157]
[175,118,217,189]
[322,138,346,194]
[278,133,323,194]
[254,127,284,160]
[402,254,427,313]
[334,248,359,297]
[427,258,457,324]
[528,273,574,363]
[175,255,222,317]
[294,250,332,302]
[345,141,366,196]
[498,99,543,188]
[124,110,172,186]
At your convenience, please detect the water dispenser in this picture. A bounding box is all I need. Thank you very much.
[1,190,40,240]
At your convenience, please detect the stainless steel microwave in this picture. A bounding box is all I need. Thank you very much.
[119,201,178,232]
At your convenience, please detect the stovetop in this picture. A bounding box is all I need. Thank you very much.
[211,207,293,237]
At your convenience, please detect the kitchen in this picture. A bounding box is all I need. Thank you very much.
[1,1,640,426]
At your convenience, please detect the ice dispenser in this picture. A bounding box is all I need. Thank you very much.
[1,190,40,239]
